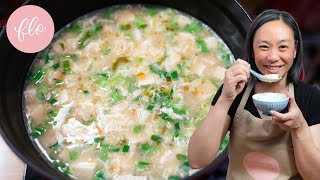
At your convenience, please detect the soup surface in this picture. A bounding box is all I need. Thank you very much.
[24,5,232,180]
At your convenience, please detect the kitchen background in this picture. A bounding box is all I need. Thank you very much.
[0,0,319,179]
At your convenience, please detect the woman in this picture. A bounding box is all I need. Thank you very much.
[188,9,320,179]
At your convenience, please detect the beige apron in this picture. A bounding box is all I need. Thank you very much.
[227,83,302,180]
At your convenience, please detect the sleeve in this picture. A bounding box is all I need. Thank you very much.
[306,86,320,126]
[211,84,241,121]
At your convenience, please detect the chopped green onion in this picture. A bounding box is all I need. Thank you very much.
[172,107,187,115]
[99,144,110,161]
[196,38,209,53]
[53,78,63,85]
[161,113,173,121]
[170,89,174,96]
[177,64,185,77]
[112,147,120,152]
[211,79,221,89]
[52,62,60,70]
[33,70,43,84]
[223,53,231,66]
[151,135,162,142]
[175,132,180,138]
[218,43,232,68]
[125,33,133,41]
[79,31,92,49]
[98,73,109,78]
[146,6,160,16]
[168,176,180,180]
[163,51,168,60]
[122,144,130,152]
[166,32,175,44]
[120,24,131,31]
[64,54,79,61]
[95,22,103,32]
[82,119,96,126]
[48,142,59,149]
[184,21,202,33]
[179,161,190,176]
[94,79,108,88]
[36,85,48,101]
[103,48,111,55]
[95,170,106,180]
[94,137,105,144]
[110,89,124,104]
[64,23,82,34]
[176,153,187,161]
[48,110,58,118]
[219,135,229,151]
[133,96,141,103]
[78,23,103,48]
[136,161,150,169]
[149,64,167,78]
[49,150,59,160]
[134,20,147,29]
[63,60,71,74]
[147,105,155,111]
[140,143,152,151]
[60,43,65,50]
[44,118,56,128]
[83,90,89,94]
[171,71,178,80]
[30,131,42,137]
[69,150,79,161]
[166,9,176,16]
[133,124,144,133]
[159,92,167,97]
[52,160,70,176]
[174,123,180,131]
[45,53,53,64]
[49,99,58,105]
[30,127,46,137]
[167,19,180,31]
[134,57,144,62]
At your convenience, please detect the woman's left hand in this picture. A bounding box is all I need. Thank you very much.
[270,93,306,131]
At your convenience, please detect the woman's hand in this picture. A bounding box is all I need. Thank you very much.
[271,93,307,131]
[220,59,250,103]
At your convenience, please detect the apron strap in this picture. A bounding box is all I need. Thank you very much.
[238,83,253,110]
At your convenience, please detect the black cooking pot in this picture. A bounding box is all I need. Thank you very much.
[0,0,251,179]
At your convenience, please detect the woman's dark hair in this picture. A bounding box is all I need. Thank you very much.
[246,9,303,83]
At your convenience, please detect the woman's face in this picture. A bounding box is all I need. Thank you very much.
[253,20,297,80]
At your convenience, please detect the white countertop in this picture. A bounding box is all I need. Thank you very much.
[0,135,25,180]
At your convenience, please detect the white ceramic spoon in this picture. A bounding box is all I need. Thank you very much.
[249,68,282,83]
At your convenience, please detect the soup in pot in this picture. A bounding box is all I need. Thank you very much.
[24,5,232,180]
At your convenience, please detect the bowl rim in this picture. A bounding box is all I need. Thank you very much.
[252,93,289,103]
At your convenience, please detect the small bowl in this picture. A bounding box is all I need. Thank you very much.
[252,93,289,116]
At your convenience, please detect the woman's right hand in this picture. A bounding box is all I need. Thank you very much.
[220,59,250,103]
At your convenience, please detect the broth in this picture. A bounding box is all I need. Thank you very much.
[24,5,232,179]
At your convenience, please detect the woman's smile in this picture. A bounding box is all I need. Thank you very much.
[265,65,284,74]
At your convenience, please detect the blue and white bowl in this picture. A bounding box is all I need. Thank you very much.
[252,93,289,116]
